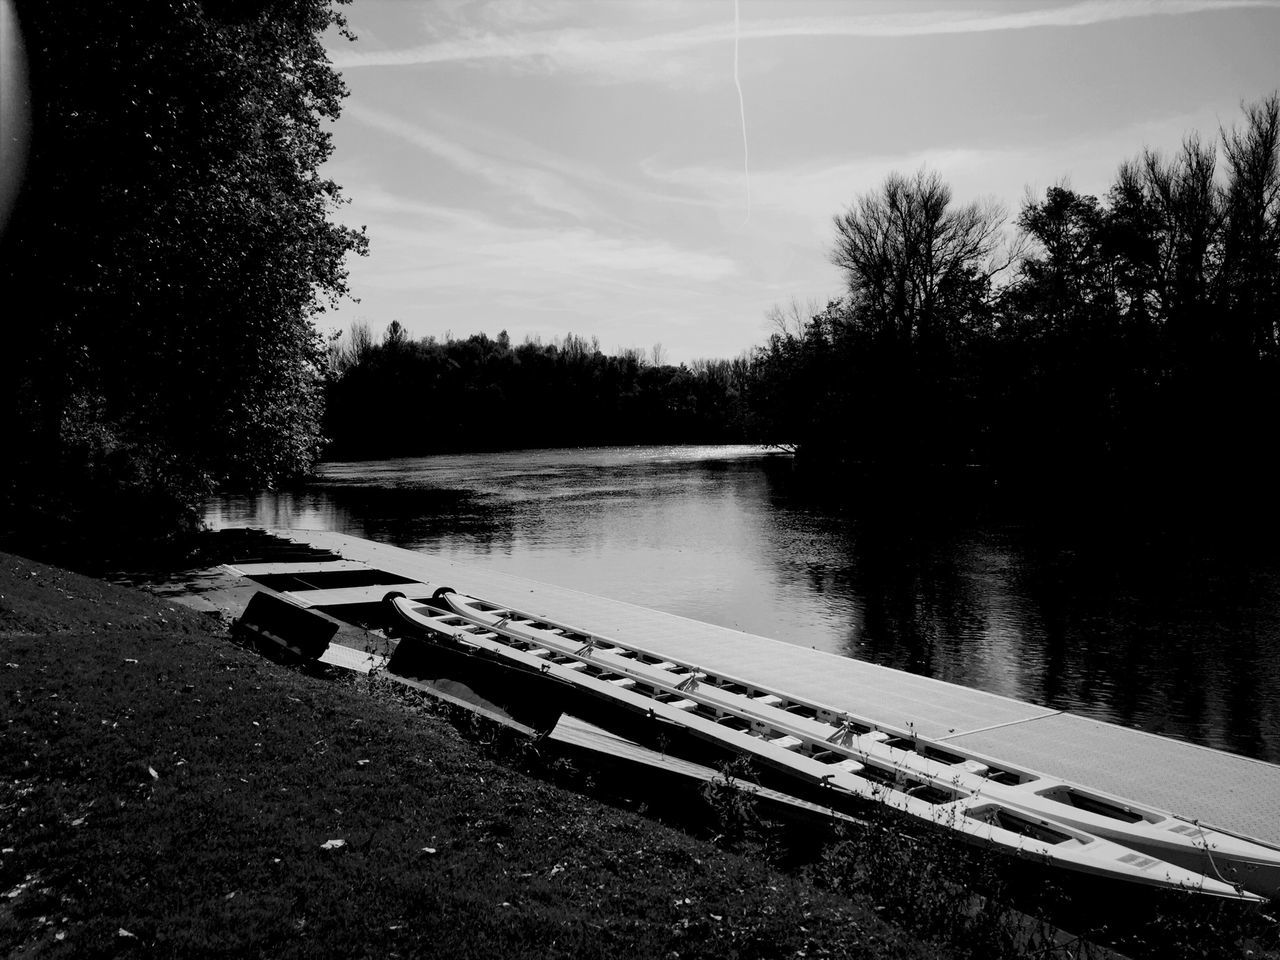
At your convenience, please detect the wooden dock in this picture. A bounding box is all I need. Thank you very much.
[230,527,1280,848]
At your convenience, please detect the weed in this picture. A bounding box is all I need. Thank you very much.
[701,756,765,852]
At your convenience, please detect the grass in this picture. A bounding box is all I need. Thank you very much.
[2,548,1276,958]
[0,550,938,959]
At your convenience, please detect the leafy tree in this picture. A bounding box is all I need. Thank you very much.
[321,330,753,456]
[995,186,1138,471]
[1,0,366,544]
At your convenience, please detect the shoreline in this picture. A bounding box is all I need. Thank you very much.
[0,549,936,958]
[5,548,1276,958]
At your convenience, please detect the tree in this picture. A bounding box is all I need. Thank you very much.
[1135,135,1222,368]
[383,320,409,351]
[819,171,1014,468]
[1219,93,1280,363]
[996,185,1137,472]
[1,0,367,543]
[830,168,1012,354]
[1010,185,1115,334]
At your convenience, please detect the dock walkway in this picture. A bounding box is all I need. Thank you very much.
[249,527,1280,847]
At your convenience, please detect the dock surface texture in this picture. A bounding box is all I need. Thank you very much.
[246,528,1280,847]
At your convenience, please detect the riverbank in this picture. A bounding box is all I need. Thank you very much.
[7,549,1279,958]
[0,549,948,958]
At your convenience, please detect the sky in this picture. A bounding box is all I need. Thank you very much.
[320,0,1280,362]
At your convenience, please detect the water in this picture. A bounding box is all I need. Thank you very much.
[206,445,1280,763]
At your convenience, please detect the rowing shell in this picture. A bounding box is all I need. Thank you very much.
[387,593,1262,902]
[435,591,1280,901]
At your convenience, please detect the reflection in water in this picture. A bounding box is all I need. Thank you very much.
[206,445,1280,762]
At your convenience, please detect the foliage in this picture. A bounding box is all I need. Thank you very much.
[747,94,1280,499]
[323,327,753,456]
[831,168,1011,354]
[0,0,367,546]
[700,756,766,852]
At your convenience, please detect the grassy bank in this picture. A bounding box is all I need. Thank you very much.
[0,550,944,959]
[3,550,1276,959]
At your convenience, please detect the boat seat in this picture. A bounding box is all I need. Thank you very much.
[608,677,637,690]
[960,760,990,776]
[666,698,697,712]
[769,735,803,750]
[560,661,588,672]
[526,648,552,659]
[649,661,677,671]
[835,759,864,773]
[754,694,784,708]
[864,731,892,743]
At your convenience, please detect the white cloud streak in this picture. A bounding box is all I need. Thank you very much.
[346,186,739,294]
[330,1,1280,80]
[331,191,747,357]
[644,109,1230,236]
[345,102,599,221]
[345,100,720,224]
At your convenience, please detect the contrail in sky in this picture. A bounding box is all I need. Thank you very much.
[734,0,750,224]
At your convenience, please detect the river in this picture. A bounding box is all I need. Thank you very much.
[205,444,1280,763]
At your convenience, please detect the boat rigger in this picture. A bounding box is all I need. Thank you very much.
[422,590,1280,902]
[386,590,1268,902]
[209,532,1280,903]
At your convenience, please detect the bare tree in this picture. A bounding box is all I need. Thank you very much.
[764,296,821,339]
[1139,134,1221,335]
[328,320,374,375]
[1220,92,1280,358]
[650,342,668,367]
[349,320,373,360]
[616,345,645,368]
[830,168,1012,347]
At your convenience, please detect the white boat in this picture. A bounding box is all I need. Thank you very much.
[431,591,1280,902]
[432,591,1280,901]
[386,592,1264,902]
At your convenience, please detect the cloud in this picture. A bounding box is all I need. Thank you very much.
[326,190,749,358]
[330,1,1280,83]
[343,187,739,294]
[345,103,600,221]
[644,147,1004,233]
[345,101,717,222]
[643,105,1239,238]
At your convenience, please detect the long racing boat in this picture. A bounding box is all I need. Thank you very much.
[385,589,1267,902]
[428,590,1280,901]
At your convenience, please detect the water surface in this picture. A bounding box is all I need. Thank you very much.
[206,445,1280,762]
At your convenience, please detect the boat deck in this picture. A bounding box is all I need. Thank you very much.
[241,528,1280,848]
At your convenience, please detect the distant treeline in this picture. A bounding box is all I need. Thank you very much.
[326,95,1279,497]
[323,327,756,456]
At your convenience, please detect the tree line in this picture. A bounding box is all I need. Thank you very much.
[749,95,1280,497]
[322,326,755,457]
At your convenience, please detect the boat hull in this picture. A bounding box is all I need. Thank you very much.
[441,592,1280,902]
[388,595,1261,903]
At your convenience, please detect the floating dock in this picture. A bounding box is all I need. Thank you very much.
[212,527,1280,850]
